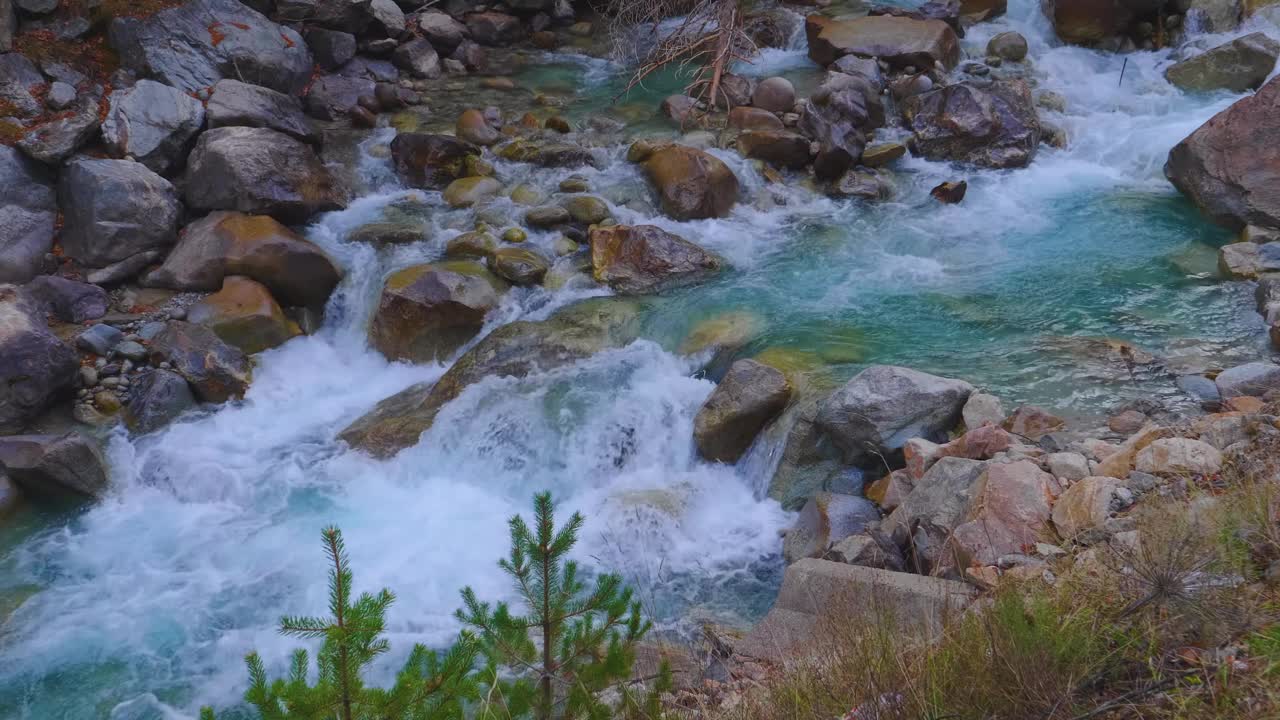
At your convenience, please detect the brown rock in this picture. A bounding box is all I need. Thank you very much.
[727,106,784,131]
[752,76,796,113]
[147,321,252,403]
[490,247,549,286]
[369,261,505,363]
[808,15,961,69]
[950,460,1062,567]
[1094,424,1170,478]
[1052,476,1121,539]
[390,132,480,190]
[455,108,500,146]
[589,224,723,295]
[737,130,811,170]
[1002,405,1065,440]
[931,180,967,203]
[143,212,342,308]
[1166,75,1280,230]
[641,145,739,220]
[186,276,300,354]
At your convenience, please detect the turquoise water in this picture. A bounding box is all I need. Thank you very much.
[2,2,1277,718]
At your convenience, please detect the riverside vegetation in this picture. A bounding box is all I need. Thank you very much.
[3,0,1280,719]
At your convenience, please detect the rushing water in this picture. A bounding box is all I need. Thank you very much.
[3,2,1279,717]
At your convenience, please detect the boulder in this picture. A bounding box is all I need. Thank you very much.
[340,297,643,457]
[882,457,987,546]
[15,97,101,165]
[1046,451,1091,481]
[497,139,599,169]
[588,224,723,295]
[661,95,697,125]
[798,71,885,180]
[830,168,893,201]
[147,321,252,403]
[305,75,376,121]
[305,28,356,70]
[393,38,441,79]
[390,132,480,189]
[108,0,313,95]
[185,127,344,223]
[1166,33,1280,93]
[737,130,811,170]
[641,145,739,220]
[0,0,11,53]
[950,460,1062,568]
[465,11,524,46]
[125,368,196,434]
[903,80,1041,169]
[445,230,497,259]
[1046,0,1133,46]
[694,359,791,463]
[962,391,1004,429]
[59,158,180,268]
[0,433,107,498]
[1001,405,1065,440]
[101,79,206,175]
[562,195,610,224]
[417,10,468,53]
[1215,361,1280,397]
[207,79,318,144]
[0,147,55,284]
[1166,75,1280,230]
[828,532,906,570]
[987,31,1028,61]
[525,205,571,228]
[1187,0,1243,32]
[455,108,500,146]
[815,365,974,465]
[1135,437,1224,476]
[490,247,549,286]
[369,262,505,363]
[0,53,43,117]
[782,492,881,564]
[1094,424,1170,478]
[143,212,342,308]
[907,423,1015,479]
[1052,476,1121,539]
[367,0,405,37]
[736,559,976,662]
[187,276,301,354]
[22,276,107,323]
[443,176,501,208]
[727,106,784,131]
[752,76,796,113]
[807,15,960,69]
[0,286,77,433]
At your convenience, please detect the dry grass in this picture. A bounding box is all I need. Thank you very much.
[694,434,1280,720]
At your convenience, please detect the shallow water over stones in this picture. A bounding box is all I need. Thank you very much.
[2,2,1279,718]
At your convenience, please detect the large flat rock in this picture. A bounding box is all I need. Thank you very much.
[736,559,976,662]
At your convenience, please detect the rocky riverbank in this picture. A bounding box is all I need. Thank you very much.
[2,0,1280,715]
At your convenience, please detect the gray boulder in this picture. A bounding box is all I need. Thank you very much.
[0,53,43,117]
[0,286,77,433]
[109,0,313,95]
[15,96,101,165]
[126,368,196,434]
[368,0,405,37]
[22,275,107,323]
[782,492,881,564]
[305,28,356,70]
[1166,75,1280,230]
[1166,33,1280,93]
[59,158,180,267]
[816,365,973,465]
[799,70,885,180]
[1214,361,1280,398]
[207,79,318,144]
[903,79,1041,169]
[147,321,251,403]
[1,0,12,53]
[393,38,441,79]
[0,433,107,498]
[881,456,986,570]
[694,359,792,463]
[0,146,56,283]
[417,10,467,53]
[102,80,206,174]
[185,127,345,223]
[304,75,376,121]
[465,11,524,46]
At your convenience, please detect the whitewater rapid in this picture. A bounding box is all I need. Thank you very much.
[2,2,1279,718]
